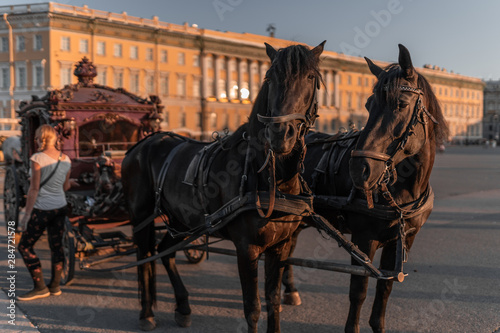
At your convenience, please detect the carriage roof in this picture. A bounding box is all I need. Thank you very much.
[17,57,163,164]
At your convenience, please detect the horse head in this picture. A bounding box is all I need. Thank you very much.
[252,41,325,155]
[350,44,448,192]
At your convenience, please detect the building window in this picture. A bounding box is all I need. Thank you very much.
[146,75,155,94]
[97,41,106,56]
[130,73,139,93]
[79,39,89,53]
[161,76,169,96]
[177,76,186,97]
[178,52,185,65]
[130,46,138,60]
[229,81,238,100]
[34,65,44,87]
[114,72,123,88]
[60,67,72,86]
[1,37,8,52]
[1,68,10,88]
[193,78,201,98]
[34,35,43,51]
[17,36,25,52]
[196,112,202,128]
[160,50,167,63]
[146,48,153,61]
[114,44,122,57]
[206,57,213,69]
[16,67,26,88]
[179,112,186,127]
[97,68,107,85]
[347,75,352,85]
[193,55,200,67]
[61,36,70,51]
[210,112,217,128]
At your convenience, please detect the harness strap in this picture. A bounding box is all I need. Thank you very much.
[133,141,186,234]
[351,150,391,162]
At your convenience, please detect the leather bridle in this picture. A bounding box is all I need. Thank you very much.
[254,77,319,218]
[351,85,438,189]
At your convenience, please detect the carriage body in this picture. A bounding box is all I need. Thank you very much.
[4,57,163,283]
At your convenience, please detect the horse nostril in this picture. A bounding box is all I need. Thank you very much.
[285,123,295,140]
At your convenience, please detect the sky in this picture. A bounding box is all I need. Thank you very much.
[4,0,499,80]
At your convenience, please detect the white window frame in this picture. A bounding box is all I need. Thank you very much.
[113,43,122,57]
[97,41,106,56]
[146,48,153,61]
[178,52,185,66]
[0,65,10,89]
[16,36,25,52]
[130,46,138,60]
[33,35,43,51]
[79,39,89,53]
[0,37,8,52]
[32,60,45,88]
[160,50,168,63]
[60,36,70,52]
[15,62,27,89]
[177,75,186,97]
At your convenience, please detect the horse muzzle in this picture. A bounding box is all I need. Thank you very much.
[349,151,389,191]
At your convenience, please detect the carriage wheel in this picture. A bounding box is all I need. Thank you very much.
[61,217,76,286]
[4,165,21,231]
[183,237,207,264]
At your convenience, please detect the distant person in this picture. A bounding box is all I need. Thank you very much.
[17,125,77,301]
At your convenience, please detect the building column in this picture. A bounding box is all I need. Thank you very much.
[248,59,256,101]
[215,54,222,100]
[325,70,333,107]
[226,57,232,100]
[334,71,340,109]
[237,58,244,102]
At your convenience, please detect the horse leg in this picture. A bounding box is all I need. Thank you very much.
[236,245,261,333]
[282,227,302,306]
[264,241,292,333]
[345,237,378,333]
[135,225,157,331]
[368,241,396,333]
[157,233,191,328]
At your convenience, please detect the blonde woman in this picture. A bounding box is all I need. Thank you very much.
[17,124,77,301]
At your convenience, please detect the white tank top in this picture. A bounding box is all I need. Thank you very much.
[30,152,71,210]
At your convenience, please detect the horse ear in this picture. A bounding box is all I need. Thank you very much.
[364,57,383,78]
[311,40,326,60]
[265,43,277,61]
[398,44,415,80]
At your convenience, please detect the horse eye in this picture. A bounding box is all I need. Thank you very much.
[398,102,409,110]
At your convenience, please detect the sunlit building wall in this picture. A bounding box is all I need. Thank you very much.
[0,2,484,142]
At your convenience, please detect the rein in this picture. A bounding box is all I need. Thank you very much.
[349,85,439,272]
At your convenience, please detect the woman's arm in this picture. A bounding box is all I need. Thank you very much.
[18,161,41,231]
[63,170,72,191]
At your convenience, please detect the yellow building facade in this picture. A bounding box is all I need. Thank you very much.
[0,2,484,141]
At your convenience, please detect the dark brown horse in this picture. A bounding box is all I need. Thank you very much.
[283,44,449,333]
[121,41,325,332]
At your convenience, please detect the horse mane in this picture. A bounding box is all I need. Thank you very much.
[374,63,449,145]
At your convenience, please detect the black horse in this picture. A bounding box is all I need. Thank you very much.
[282,44,449,333]
[122,41,325,332]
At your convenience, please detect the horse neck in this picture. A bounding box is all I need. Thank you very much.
[393,138,436,201]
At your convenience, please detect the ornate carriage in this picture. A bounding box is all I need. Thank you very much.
[3,57,163,284]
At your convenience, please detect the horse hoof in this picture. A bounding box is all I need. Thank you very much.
[175,311,191,328]
[139,317,156,331]
[283,291,302,306]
